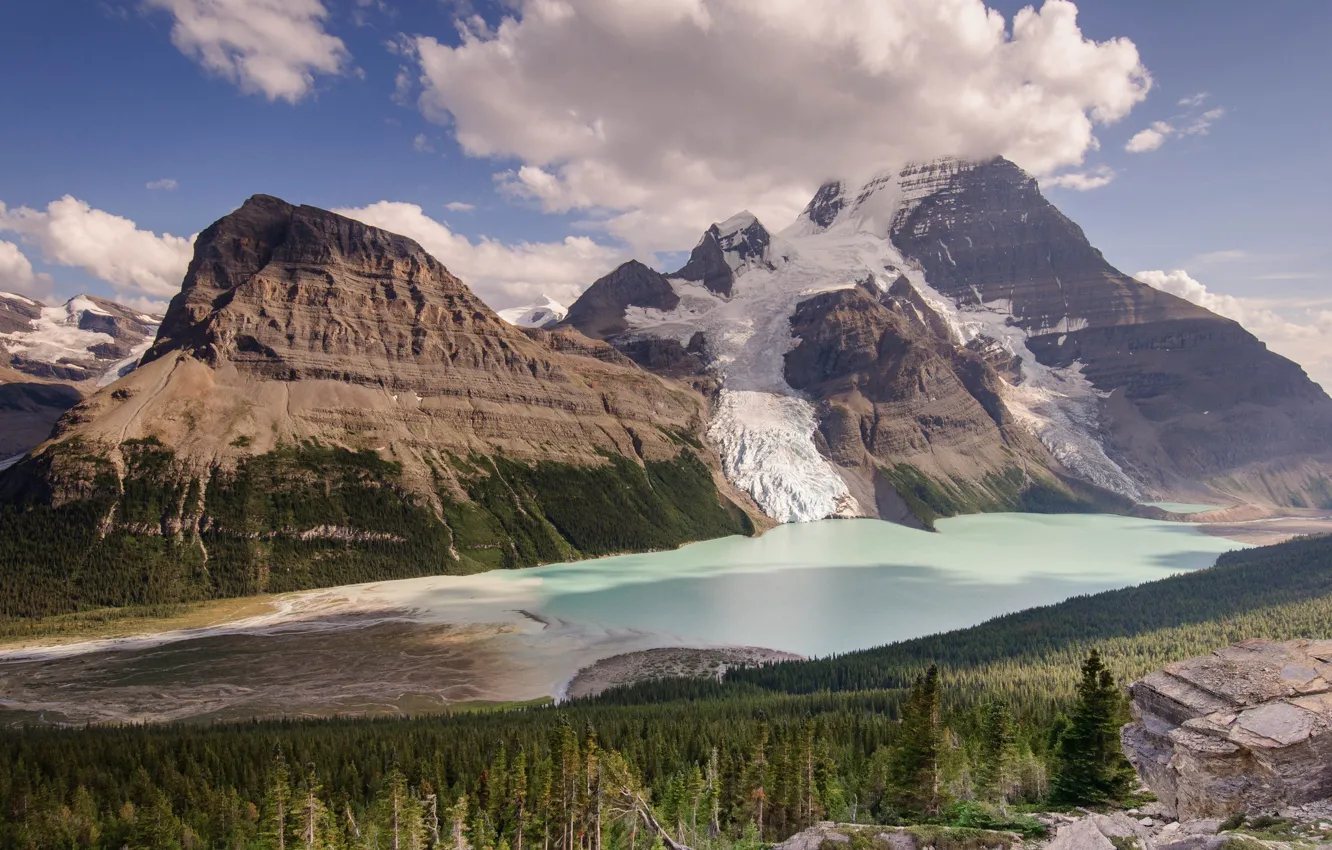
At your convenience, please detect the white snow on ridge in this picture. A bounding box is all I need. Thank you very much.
[0,291,38,306]
[498,295,568,329]
[616,162,1142,521]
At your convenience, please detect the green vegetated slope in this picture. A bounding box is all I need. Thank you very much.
[0,437,751,619]
[878,462,1103,529]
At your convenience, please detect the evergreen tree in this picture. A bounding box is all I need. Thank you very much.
[261,750,293,850]
[973,700,1015,804]
[893,665,942,816]
[1049,649,1134,806]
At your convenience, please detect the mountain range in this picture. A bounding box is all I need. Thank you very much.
[3,157,1331,616]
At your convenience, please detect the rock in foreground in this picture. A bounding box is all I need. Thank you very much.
[1123,638,1332,819]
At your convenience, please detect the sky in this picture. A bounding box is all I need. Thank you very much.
[1,0,1329,386]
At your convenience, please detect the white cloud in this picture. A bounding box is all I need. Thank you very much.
[1125,121,1171,152]
[444,201,476,212]
[335,201,623,305]
[405,0,1151,252]
[1043,165,1115,191]
[146,178,180,191]
[1125,101,1223,153]
[1177,92,1208,108]
[144,0,351,103]
[0,240,54,300]
[1136,269,1332,390]
[412,133,436,153]
[0,198,195,299]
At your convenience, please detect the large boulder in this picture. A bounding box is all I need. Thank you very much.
[1122,639,1332,819]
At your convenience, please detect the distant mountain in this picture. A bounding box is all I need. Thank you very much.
[497,295,568,329]
[562,157,1332,521]
[0,196,754,618]
[0,292,160,460]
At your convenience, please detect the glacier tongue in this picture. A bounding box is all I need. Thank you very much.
[707,390,855,523]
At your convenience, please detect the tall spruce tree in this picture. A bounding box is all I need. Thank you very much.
[1049,650,1135,805]
[974,700,1015,804]
[893,665,942,816]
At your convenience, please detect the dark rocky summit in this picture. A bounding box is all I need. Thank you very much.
[885,157,1332,506]
[671,212,775,297]
[561,259,680,340]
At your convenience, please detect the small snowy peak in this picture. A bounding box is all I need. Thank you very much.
[498,295,568,329]
[67,295,112,317]
[671,211,782,297]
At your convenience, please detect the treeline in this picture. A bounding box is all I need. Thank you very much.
[1,652,1135,849]
[0,440,748,619]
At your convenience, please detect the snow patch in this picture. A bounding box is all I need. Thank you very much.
[0,291,38,306]
[897,273,1141,498]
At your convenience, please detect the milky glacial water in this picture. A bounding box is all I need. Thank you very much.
[509,514,1246,657]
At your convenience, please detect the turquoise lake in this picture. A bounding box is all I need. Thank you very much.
[509,514,1246,657]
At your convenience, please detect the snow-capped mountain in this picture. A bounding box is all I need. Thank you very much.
[562,157,1332,522]
[497,295,568,329]
[0,292,161,457]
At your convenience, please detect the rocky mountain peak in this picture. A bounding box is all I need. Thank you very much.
[560,259,679,340]
[670,210,777,297]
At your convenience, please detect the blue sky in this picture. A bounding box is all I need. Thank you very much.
[1,0,1329,381]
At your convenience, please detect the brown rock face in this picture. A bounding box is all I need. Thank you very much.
[783,283,1072,521]
[1123,639,1332,819]
[889,158,1332,506]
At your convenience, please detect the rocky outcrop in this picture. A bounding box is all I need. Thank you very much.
[1123,639,1332,819]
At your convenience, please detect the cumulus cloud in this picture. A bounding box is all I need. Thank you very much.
[0,198,195,299]
[404,0,1151,251]
[335,201,623,305]
[0,240,54,300]
[1043,165,1115,191]
[1137,269,1332,390]
[146,178,180,191]
[144,0,351,103]
[1125,121,1170,152]
[1125,96,1224,153]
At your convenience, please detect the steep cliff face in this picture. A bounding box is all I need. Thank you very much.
[0,197,756,618]
[886,158,1332,505]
